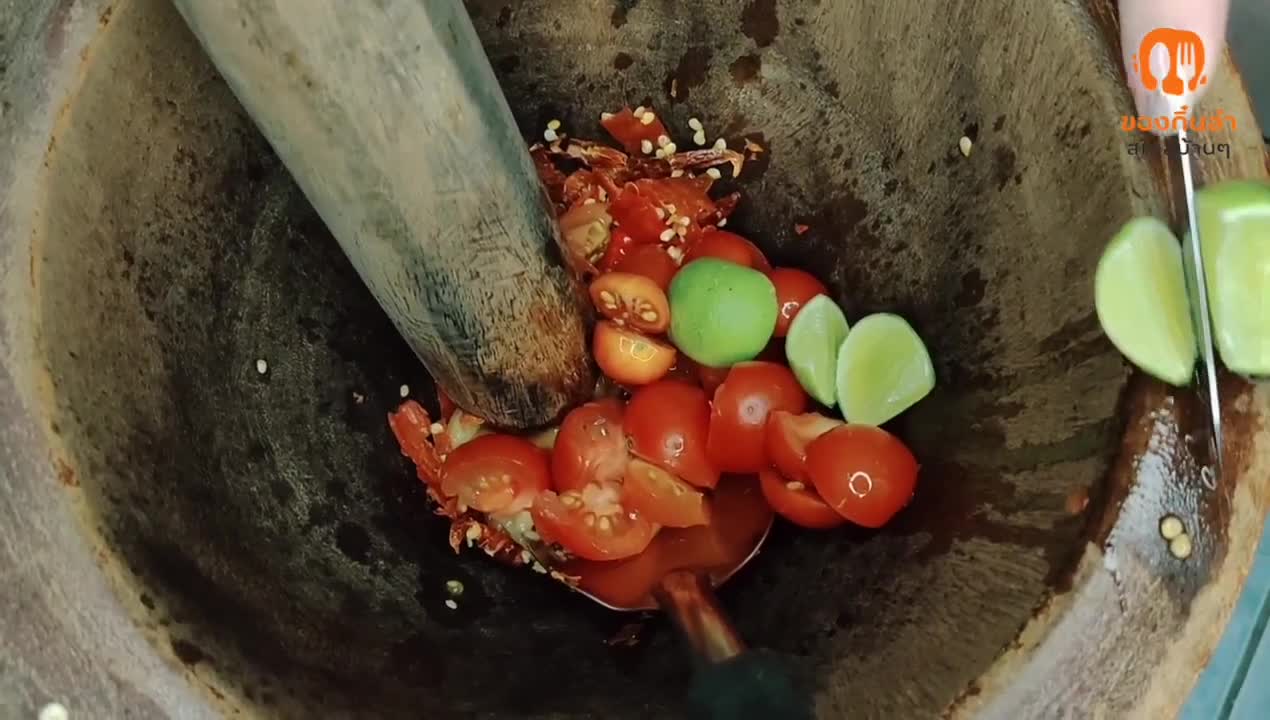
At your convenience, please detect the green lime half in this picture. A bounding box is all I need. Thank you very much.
[784,294,850,405]
[1095,216,1196,386]
[1194,180,1270,377]
[668,258,778,367]
[835,313,935,426]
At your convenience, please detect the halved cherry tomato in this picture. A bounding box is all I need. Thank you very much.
[551,398,629,493]
[683,230,771,272]
[601,107,671,155]
[589,272,671,334]
[609,185,670,244]
[598,227,640,272]
[759,469,846,529]
[705,362,808,473]
[623,458,710,528]
[532,482,658,561]
[593,322,677,386]
[766,410,843,482]
[388,400,435,469]
[805,425,919,528]
[440,434,550,516]
[768,268,829,337]
[613,244,678,290]
[559,201,613,265]
[625,380,719,488]
[564,476,772,608]
[633,176,717,225]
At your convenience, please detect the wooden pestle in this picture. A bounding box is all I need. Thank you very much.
[171,0,596,429]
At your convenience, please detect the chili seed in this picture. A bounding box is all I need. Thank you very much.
[1169,533,1193,560]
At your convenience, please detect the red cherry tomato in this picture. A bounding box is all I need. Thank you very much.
[625,380,719,489]
[768,268,829,337]
[613,244,678,290]
[552,399,629,493]
[599,227,641,272]
[589,272,671,334]
[705,362,808,473]
[601,107,671,155]
[610,185,671,244]
[683,230,771,272]
[623,458,711,528]
[532,482,658,561]
[558,201,613,268]
[765,410,844,483]
[805,425,919,528]
[593,322,677,386]
[759,469,846,529]
[440,434,550,516]
[564,476,772,608]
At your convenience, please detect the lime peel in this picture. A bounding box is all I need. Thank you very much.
[835,312,935,426]
[1194,180,1270,377]
[667,258,778,367]
[1095,216,1196,386]
[784,294,850,406]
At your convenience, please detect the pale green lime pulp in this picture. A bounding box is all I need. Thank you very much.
[667,258,778,367]
[784,294,850,406]
[1193,181,1270,377]
[1095,216,1196,386]
[834,313,935,426]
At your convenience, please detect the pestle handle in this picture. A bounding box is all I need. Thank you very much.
[655,571,816,720]
[172,0,596,429]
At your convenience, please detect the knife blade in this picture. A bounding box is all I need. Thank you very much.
[1173,124,1224,480]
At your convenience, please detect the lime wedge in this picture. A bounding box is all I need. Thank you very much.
[1095,216,1196,386]
[1194,180,1270,377]
[1181,230,1205,357]
[835,313,935,425]
[784,294,849,405]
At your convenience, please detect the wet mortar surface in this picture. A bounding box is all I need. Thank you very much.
[25,0,1242,717]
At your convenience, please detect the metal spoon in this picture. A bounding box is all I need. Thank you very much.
[523,477,813,719]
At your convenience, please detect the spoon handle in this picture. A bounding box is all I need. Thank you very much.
[654,570,747,662]
[655,571,815,720]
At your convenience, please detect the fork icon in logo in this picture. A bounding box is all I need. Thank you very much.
[1132,27,1209,97]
